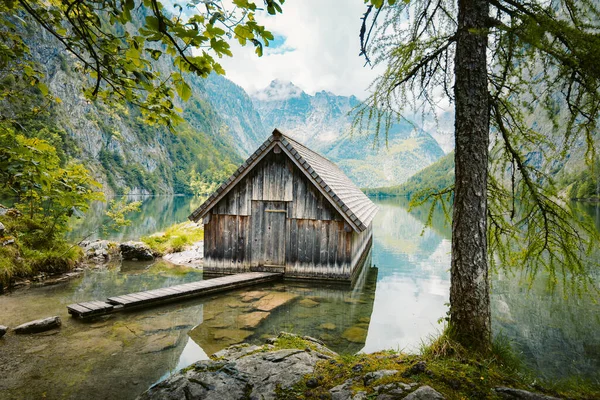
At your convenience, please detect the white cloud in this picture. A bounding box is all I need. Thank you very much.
[215,0,385,99]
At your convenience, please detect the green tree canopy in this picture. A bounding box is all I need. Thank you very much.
[358,0,600,350]
[2,0,283,126]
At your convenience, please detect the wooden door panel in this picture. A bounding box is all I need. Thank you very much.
[251,201,287,267]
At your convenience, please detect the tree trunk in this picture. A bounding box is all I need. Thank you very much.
[450,0,491,351]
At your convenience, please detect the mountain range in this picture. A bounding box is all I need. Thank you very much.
[10,26,447,194]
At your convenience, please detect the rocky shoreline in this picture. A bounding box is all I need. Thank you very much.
[7,238,204,290]
[138,333,561,400]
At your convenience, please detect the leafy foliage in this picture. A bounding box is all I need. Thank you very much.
[0,129,104,243]
[0,128,102,288]
[357,0,600,293]
[4,0,283,127]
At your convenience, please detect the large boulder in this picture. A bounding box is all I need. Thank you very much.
[80,239,117,263]
[13,316,61,334]
[138,334,337,400]
[120,241,154,261]
[403,385,445,399]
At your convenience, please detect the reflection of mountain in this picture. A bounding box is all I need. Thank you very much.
[371,198,450,281]
[492,272,600,380]
[68,195,199,241]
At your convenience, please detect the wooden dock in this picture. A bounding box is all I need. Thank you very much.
[67,272,282,319]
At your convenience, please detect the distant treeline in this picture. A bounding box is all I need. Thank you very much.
[363,152,455,199]
[364,150,600,203]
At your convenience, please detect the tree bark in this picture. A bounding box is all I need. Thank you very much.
[450,0,491,350]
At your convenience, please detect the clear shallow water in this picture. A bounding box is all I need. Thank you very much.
[0,196,598,399]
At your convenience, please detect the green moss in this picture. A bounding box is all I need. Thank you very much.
[141,222,204,256]
[279,331,600,400]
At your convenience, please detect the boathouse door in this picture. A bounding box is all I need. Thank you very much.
[251,201,287,269]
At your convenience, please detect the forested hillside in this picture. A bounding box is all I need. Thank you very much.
[1,12,269,196]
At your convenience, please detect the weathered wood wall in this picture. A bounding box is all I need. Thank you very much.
[203,148,372,280]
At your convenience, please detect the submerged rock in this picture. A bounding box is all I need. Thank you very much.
[341,326,368,343]
[494,387,561,400]
[299,298,320,308]
[120,241,154,261]
[236,311,270,329]
[0,325,7,337]
[14,316,61,334]
[254,291,298,312]
[319,322,336,331]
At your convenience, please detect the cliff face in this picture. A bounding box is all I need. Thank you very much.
[20,29,265,195]
[16,29,446,194]
[252,80,445,188]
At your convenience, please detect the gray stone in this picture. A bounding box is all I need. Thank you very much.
[138,334,338,400]
[14,316,61,334]
[235,348,322,399]
[0,325,8,337]
[494,387,562,400]
[137,360,251,400]
[163,241,203,266]
[212,344,264,361]
[2,238,15,246]
[404,385,445,400]
[374,382,411,394]
[330,378,356,400]
[120,241,154,261]
[353,391,368,400]
[363,369,398,385]
[81,240,117,263]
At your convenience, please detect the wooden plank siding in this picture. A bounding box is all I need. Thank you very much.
[203,148,373,281]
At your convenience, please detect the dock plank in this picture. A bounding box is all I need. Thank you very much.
[69,272,282,318]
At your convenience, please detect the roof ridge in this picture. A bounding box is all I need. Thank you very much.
[189,129,378,231]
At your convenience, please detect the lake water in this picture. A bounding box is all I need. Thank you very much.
[0,196,598,399]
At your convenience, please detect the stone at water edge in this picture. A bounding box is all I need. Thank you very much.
[403,385,445,399]
[494,387,562,400]
[120,241,154,261]
[0,325,8,337]
[13,316,61,334]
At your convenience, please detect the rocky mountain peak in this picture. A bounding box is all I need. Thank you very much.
[252,79,304,101]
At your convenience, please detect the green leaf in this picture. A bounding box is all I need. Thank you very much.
[176,79,192,101]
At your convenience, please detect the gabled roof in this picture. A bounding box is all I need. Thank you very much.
[188,129,378,232]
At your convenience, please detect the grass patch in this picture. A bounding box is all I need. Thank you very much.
[0,215,81,291]
[141,221,204,256]
[279,331,600,400]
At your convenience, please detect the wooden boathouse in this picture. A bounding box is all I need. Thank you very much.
[188,129,378,282]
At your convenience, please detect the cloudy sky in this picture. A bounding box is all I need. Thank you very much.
[212,0,385,99]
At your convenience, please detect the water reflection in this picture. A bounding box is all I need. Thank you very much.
[0,197,598,400]
[67,195,203,242]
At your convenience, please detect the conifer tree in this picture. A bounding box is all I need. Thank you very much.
[358,0,600,350]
